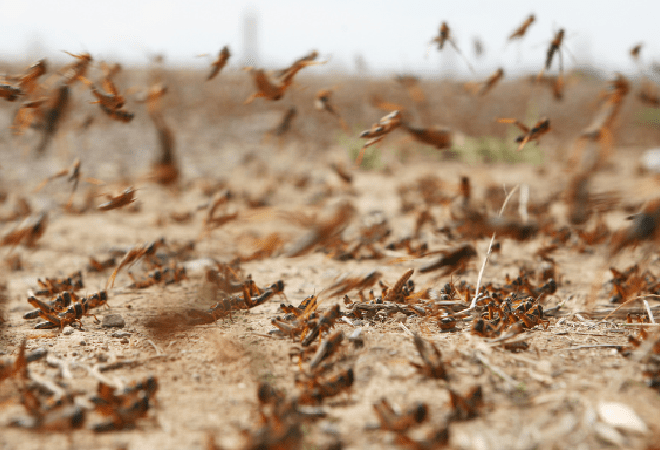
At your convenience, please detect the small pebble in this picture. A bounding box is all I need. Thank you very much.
[97,353,109,363]
[599,402,648,434]
[80,341,87,346]
[62,326,74,335]
[319,421,340,436]
[392,312,408,323]
[102,314,125,328]
[120,337,129,344]
[112,331,131,338]
[26,348,48,363]
[193,374,202,382]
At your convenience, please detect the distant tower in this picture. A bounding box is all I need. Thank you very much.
[242,10,259,67]
[354,53,368,75]
[439,46,458,78]
[25,32,47,64]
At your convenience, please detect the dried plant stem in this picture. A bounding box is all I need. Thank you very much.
[499,184,520,217]
[146,339,162,355]
[519,184,529,223]
[643,299,656,323]
[604,294,660,321]
[462,184,519,313]
[399,322,414,336]
[472,233,496,307]
[560,344,622,351]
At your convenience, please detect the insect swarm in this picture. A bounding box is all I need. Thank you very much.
[427,22,475,73]
[90,376,158,431]
[473,37,485,58]
[150,113,178,185]
[107,238,165,288]
[356,110,402,166]
[508,14,536,41]
[301,304,341,347]
[1,212,48,248]
[264,107,298,147]
[315,88,349,131]
[479,67,505,96]
[82,65,135,123]
[34,296,100,330]
[0,83,21,102]
[98,186,137,211]
[286,201,356,257]
[238,232,285,262]
[409,334,448,380]
[383,268,414,303]
[128,265,187,289]
[244,50,327,104]
[3,18,660,450]
[12,384,86,431]
[569,73,630,171]
[275,50,327,81]
[309,331,344,370]
[243,68,285,103]
[82,73,124,111]
[206,45,231,80]
[34,157,104,207]
[401,124,452,150]
[297,367,354,405]
[23,289,108,329]
[12,98,48,136]
[430,22,452,51]
[372,398,429,432]
[34,83,69,155]
[324,271,382,298]
[241,382,327,450]
[4,58,47,97]
[530,73,565,101]
[419,245,477,276]
[448,386,484,421]
[0,340,27,383]
[34,270,83,296]
[544,28,566,71]
[87,256,116,272]
[135,81,169,117]
[609,199,660,256]
[497,117,551,151]
[61,51,93,85]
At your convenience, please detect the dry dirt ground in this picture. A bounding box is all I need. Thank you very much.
[1,67,660,450]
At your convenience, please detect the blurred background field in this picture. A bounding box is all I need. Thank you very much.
[1,64,659,181]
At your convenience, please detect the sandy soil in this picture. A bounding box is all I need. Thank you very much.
[1,67,660,450]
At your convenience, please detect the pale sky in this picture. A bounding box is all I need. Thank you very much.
[1,0,659,78]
